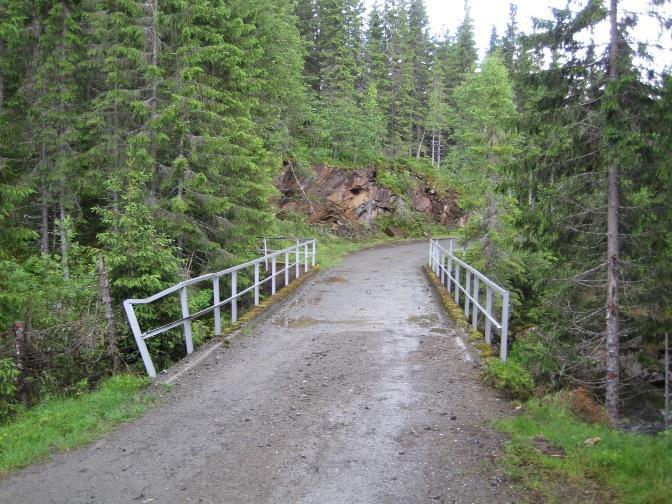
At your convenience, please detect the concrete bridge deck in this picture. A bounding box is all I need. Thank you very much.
[0,242,520,504]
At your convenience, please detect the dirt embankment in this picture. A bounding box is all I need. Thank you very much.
[277,163,461,235]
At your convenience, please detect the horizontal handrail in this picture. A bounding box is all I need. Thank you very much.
[125,239,317,377]
[429,238,510,360]
[126,248,308,305]
[432,240,507,295]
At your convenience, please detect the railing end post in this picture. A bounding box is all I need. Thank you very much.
[500,291,510,361]
[123,300,157,378]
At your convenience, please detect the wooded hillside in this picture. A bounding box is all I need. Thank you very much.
[0,0,670,425]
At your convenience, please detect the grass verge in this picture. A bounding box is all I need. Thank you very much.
[497,397,672,503]
[0,374,153,474]
[317,237,390,269]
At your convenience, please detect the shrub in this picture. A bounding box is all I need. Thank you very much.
[376,167,412,195]
[0,358,19,423]
[509,329,560,384]
[482,358,535,400]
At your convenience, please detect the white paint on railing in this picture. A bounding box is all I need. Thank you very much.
[124,239,317,377]
[429,238,510,361]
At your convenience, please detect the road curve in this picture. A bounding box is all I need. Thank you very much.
[0,242,521,504]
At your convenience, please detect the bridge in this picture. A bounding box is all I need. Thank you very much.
[0,241,520,504]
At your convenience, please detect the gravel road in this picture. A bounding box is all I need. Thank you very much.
[0,242,522,504]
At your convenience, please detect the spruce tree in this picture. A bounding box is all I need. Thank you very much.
[384,0,415,157]
[246,0,309,156]
[443,2,478,93]
[408,0,431,157]
[25,1,87,279]
[295,0,320,92]
[426,62,447,167]
[501,3,518,73]
[87,0,153,207]
[154,0,277,264]
[448,53,524,291]
[364,2,390,132]
[487,25,499,55]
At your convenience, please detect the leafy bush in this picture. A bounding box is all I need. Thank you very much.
[482,358,535,400]
[376,214,427,237]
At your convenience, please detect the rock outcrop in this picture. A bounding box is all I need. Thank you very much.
[277,163,460,234]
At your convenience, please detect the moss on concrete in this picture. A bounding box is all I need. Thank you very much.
[422,265,497,361]
[220,266,321,341]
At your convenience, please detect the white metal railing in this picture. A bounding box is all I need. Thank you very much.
[124,238,317,377]
[429,238,510,360]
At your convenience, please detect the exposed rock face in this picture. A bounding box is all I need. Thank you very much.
[277,164,460,234]
[411,185,433,213]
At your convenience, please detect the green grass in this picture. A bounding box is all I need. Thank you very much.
[317,237,388,269]
[0,374,153,474]
[498,397,672,503]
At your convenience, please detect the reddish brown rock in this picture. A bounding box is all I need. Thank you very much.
[383,227,405,237]
[411,186,433,213]
[277,163,461,235]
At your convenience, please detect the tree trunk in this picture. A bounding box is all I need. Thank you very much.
[59,197,69,280]
[12,322,28,406]
[40,184,49,254]
[665,332,669,431]
[98,254,120,372]
[416,127,425,158]
[149,0,160,197]
[0,40,4,111]
[605,0,621,422]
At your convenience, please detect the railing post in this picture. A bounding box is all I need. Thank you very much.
[304,242,309,272]
[431,241,436,274]
[500,291,510,361]
[180,286,194,354]
[455,264,460,304]
[447,254,453,292]
[312,240,316,267]
[464,272,471,317]
[213,275,221,336]
[271,255,277,295]
[254,262,260,306]
[285,251,290,286]
[472,276,480,329]
[439,253,445,284]
[428,240,433,267]
[295,244,300,280]
[231,270,238,323]
[485,287,493,344]
[124,301,156,378]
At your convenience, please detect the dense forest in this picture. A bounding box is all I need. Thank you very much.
[0,0,670,426]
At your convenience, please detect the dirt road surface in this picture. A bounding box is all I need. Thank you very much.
[0,242,522,504]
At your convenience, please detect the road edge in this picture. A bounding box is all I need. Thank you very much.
[157,265,322,385]
[421,264,497,363]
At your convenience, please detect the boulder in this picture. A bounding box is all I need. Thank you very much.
[411,186,433,213]
[383,227,405,237]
